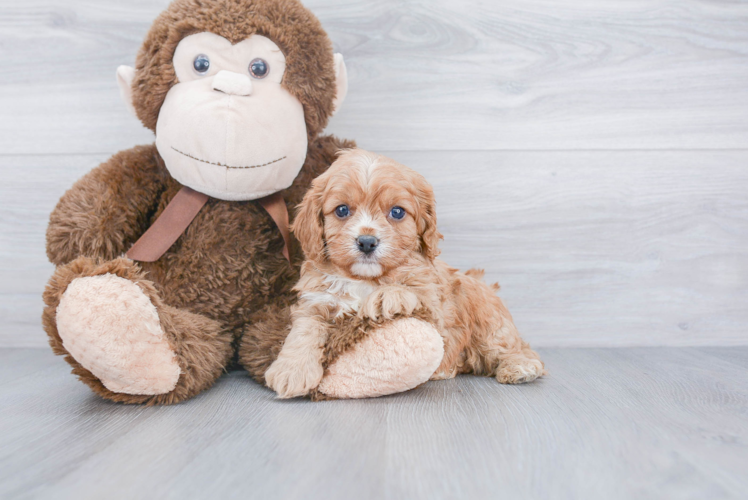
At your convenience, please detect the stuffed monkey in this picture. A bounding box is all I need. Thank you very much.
[42,0,443,404]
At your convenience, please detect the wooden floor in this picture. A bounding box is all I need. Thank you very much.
[1,347,746,500]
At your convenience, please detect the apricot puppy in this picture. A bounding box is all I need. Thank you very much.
[265,149,545,398]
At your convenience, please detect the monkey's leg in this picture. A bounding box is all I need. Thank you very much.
[238,296,295,385]
[317,318,444,399]
[43,257,233,405]
[240,305,444,399]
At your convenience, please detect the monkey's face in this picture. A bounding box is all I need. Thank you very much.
[155,32,308,201]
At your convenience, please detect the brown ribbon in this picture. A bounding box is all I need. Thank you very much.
[257,192,291,262]
[126,186,291,263]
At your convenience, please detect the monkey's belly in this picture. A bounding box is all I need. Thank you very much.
[140,199,297,329]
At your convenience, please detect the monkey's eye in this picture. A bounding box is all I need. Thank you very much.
[335,205,350,218]
[249,58,269,79]
[193,54,210,74]
[390,206,406,220]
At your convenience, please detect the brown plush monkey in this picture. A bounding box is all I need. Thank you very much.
[42,0,443,404]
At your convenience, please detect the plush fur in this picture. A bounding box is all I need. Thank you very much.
[56,273,181,395]
[42,0,356,404]
[43,257,233,405]
[262,149,545,399]
[238,294,434,371]
[315,317,444,399]
[45,0,498,404]
[132,0,337,139]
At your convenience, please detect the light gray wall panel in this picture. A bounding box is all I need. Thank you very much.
[396,150,748,347]
[1,0,747,154]
[0,0,745,347]
[2,151,746,347]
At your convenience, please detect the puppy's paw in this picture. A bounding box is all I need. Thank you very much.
[265,353,324,399]
[360,286,420,321]
[496,357,545,384]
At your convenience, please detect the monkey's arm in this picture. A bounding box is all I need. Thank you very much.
[46,145,168,266]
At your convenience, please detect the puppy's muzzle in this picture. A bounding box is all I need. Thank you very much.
[356,235,378,255]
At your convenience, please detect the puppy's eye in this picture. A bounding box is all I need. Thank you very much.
[390,206,406,220]
[335,205,350,218]
[193,54,210,74]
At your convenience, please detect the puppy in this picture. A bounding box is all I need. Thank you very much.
[265,149,545,398]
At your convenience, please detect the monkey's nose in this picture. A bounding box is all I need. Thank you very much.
[356,235,379,255]
[212,70,253,96]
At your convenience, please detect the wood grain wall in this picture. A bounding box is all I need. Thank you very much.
[1,0,746,347]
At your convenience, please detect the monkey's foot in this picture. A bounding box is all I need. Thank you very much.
[56,274,181,395]
[317,318,444,399]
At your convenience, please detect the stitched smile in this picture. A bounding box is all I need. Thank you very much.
[171,147,286,169]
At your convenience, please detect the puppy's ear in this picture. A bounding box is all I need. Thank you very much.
[415,176,443,261]
[292,177,327,262]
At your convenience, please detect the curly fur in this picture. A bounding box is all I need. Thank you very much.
[263,149,546,399]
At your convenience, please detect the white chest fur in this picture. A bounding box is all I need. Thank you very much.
[300,274,376,317]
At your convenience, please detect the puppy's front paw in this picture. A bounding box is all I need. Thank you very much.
[360,286,420,321]
[265,353,324,399]
[496,357,545,384]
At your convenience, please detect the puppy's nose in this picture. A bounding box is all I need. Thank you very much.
[356,235,378,254]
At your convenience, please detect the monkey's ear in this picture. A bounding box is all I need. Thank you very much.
[331,54,348,116]
[116,65,137,117]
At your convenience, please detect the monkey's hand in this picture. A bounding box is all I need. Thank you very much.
[359,286,421,322]
[47,146,165,265]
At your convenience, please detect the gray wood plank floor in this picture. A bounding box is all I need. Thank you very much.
[1,347,747,500]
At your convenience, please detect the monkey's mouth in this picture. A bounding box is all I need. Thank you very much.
[171,147,286,170]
